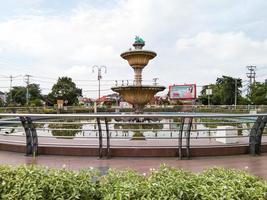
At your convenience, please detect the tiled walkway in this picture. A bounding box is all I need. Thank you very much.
[0,150,267,179]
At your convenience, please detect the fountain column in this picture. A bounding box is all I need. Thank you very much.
[133,68,143,86]
[132,40,145,86]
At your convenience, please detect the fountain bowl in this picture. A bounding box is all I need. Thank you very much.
[111,85,165,113]
[121,50,156,68]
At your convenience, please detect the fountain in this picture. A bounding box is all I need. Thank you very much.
[112,37,165,113]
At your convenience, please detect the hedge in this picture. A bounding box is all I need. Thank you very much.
[0,165,266,199]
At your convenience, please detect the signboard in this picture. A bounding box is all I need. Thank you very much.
[57,99,64,109]
[206,88,212,95]
[169,84,196,100]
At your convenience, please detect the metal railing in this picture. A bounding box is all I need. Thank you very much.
[0,113,266,159]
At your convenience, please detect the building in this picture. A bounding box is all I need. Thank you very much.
[0,91,7,104]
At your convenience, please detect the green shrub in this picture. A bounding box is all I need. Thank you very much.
[43,108,57,114]
[48,120,82,139]
[99,165,267,200]
[143,165,197,199]
[0,165,99,200]
[196,168,267,199]
[99,170,147,199]
[0,165,266,199]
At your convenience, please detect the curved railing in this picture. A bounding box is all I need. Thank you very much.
[0,113,266,159]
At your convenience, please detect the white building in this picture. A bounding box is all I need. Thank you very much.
[0,91,7,103]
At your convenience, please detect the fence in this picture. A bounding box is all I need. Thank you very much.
[0,113,266,159]
[1,105,267,114]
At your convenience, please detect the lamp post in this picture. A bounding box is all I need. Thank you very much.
[92,65,107,100]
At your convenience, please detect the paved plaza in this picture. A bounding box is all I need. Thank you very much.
[0,150,267,179]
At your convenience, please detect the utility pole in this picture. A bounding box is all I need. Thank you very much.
[24,74,31,106]
[246,66,256,94]
[92,65,107,100]
[9,75,13,102]
[234,79,237,109]
[9,75,21,103]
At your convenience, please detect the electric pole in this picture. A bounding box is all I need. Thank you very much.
[234,79,237,109]
[24,74,31,106]
[9,75,13,102]
[92,66,107,100]
[9,75,21,103]
[246,66,256,94]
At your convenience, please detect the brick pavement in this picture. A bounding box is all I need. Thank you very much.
[0,150,267,179]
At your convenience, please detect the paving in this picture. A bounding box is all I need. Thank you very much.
[0,150,267,179]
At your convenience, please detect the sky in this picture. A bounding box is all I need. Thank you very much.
[0,0,267,98]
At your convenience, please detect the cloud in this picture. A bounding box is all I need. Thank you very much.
[0,0,267,96]
[176,32,267,62]
[174,32,267,81]
[65,65,90,76]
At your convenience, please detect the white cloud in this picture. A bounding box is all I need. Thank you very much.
[65,65,90,76]
[176,32,267,62]
[0,0,267,96]
[174,32,267,79]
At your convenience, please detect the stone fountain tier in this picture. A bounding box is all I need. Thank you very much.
[121,50,157,68]
[111,85,165,113]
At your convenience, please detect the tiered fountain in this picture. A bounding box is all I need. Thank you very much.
[112,37,165,113]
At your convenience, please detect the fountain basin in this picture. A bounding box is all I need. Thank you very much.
[121,50,156,68]
[114,123,164,140]
[111,85,165,113]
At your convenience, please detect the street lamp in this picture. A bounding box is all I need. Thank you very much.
[92,65,107,100]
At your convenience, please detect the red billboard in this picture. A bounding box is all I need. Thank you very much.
[169,84,196,100]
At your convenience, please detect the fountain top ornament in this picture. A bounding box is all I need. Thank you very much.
[133,36,145,49]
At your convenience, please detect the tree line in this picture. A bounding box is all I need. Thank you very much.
[1,77,81,107]
[198,75,267,105]
[0,75,266,107]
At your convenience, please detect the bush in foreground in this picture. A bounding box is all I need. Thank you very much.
[0,165,266,199]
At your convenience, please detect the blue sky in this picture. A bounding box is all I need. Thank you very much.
[0,0,267,97]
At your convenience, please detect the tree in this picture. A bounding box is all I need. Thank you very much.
[48,77,82,105]
[199,76,242,105]
[28,84,42,101]
[0,98,4,107]
[8,84,42,106]
[248,82,267,105]
[216,76,242,105]
[9,86,26,105]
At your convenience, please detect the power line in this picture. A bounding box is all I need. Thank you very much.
[83,89,111,92]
